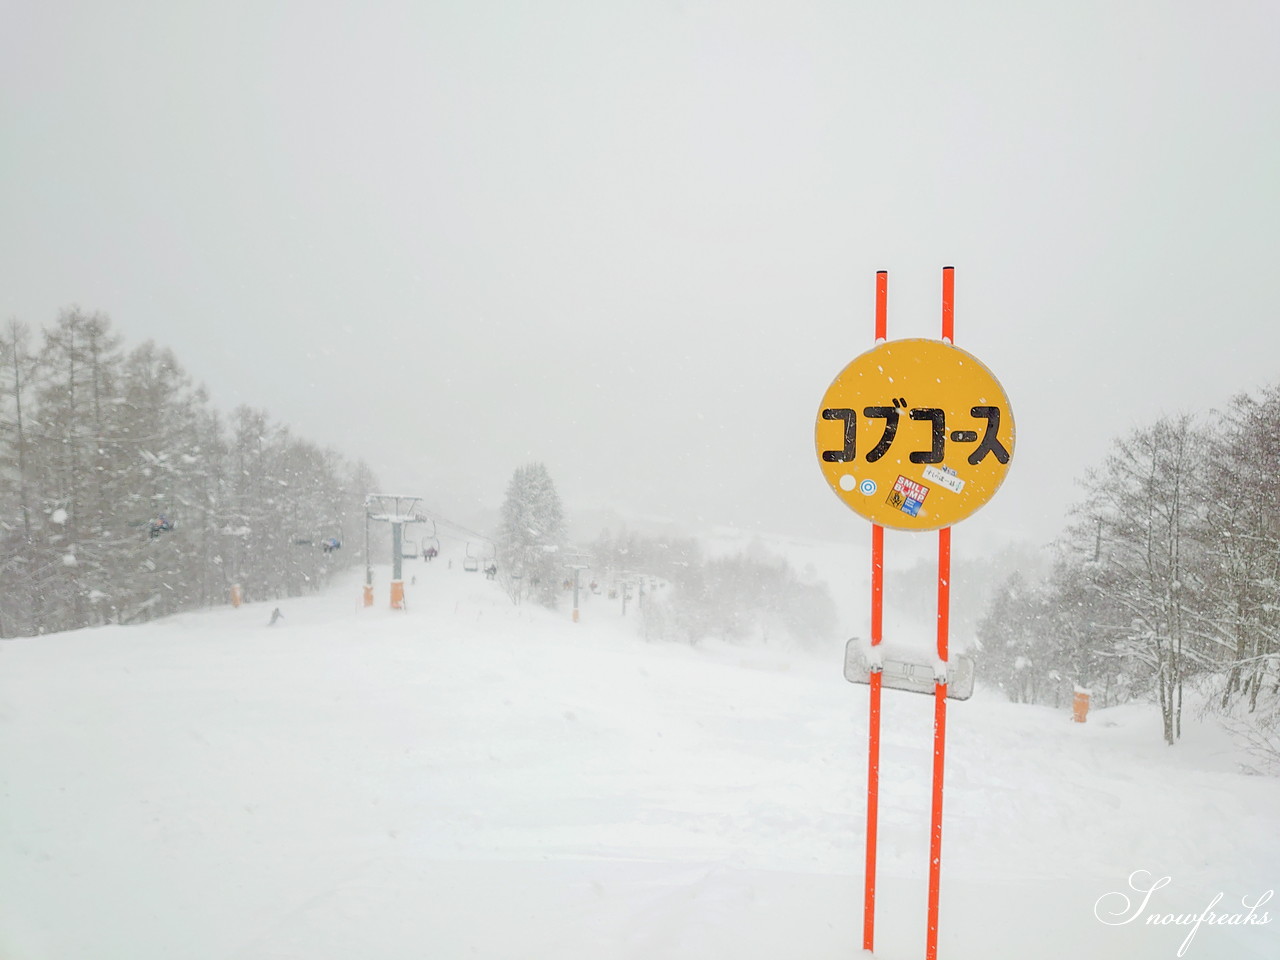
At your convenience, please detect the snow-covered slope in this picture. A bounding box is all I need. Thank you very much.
[1,547,1275,959]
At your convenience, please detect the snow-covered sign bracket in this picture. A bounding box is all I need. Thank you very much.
[843,639,975,701]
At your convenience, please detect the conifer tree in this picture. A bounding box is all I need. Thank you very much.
[497,462,566,606]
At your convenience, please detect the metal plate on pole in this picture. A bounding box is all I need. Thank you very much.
[844,638,976,701]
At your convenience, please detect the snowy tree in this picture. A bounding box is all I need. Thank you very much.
[29,308,125,630]
[1043,556,1131,708]
[272,437,355,596]
[1197,387,1280,713]
[224,409,291,601]
[496,463,566,607]
[111,342,211,621]
[187,404,228,608]
[975,572,1054,703]
[0,320,39,635]
[1058,415,1209,744]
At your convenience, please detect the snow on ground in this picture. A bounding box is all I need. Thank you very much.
[1,547,1277,959]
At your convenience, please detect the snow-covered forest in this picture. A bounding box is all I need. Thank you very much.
[0,309,374,637]
[976,395,1280,762]
[493,464,839,649]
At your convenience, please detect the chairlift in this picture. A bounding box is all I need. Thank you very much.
[147,515,174,540]
[294,531,341,552]
[402,537,419,559]
[464,540,494,573]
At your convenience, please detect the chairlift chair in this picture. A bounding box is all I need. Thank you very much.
[464,540,494,573]
[408,519,436,561]
[147,515,174,539]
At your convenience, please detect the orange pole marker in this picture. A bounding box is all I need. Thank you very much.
[1073,689,1090,722]
[865,523,885,951]
[936,526,951,662]
[864,271,888,952]
[941,266,955,344]
[927,268,956,959]
[871,524,884,645]
[875,270,888,341]
[927,526,952,959]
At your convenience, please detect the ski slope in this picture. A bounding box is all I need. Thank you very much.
[1,549,1276,959]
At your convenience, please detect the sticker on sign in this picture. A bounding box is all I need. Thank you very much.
[922,464,965,494]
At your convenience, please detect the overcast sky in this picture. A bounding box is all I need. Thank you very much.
[3,1,1278,555]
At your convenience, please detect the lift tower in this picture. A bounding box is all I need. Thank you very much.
[364,494,431,609]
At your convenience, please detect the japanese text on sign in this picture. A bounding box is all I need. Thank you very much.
[820,403,1010,467]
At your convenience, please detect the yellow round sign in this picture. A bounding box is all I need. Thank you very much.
[815,338,1014,531]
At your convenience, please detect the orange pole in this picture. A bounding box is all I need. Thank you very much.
[941,266,955,343]
[927,526,951,959]
[864,270,888,951]
[865,669,882,950]
[875,270,888,341]
[871,525,884,645]
[936,527,951,662]
[927,268,955,958]
[864,523,884,951]
[926,691,947,960]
